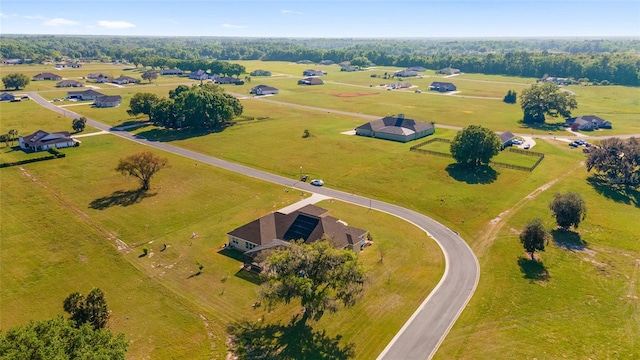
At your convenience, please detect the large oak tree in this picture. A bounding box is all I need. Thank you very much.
[520,82,577,124]
[450,125,502,168]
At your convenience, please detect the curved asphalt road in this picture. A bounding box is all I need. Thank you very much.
[28,92,479,359]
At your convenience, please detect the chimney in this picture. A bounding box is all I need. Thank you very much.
[398,113,405,120]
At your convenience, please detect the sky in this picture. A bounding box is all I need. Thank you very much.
[1,0,639,38]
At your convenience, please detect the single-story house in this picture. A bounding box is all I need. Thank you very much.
[319,60,335,65]
[3,59,22,65]
[436,67,461,75]
[297,60,314,64]
[33,72,62,81]
[355,114,435,143]
[161,68,184,76]
[56,80,84,88]
[94,95,122,108]
[303,69,326,76]
[215,76,243,85]
[394,70,418,77]
[542,76,570,85]
[566,115,612,131]
[0,93,16,101]
[340,65,359,72]
[407,66,427,72]
[67,89,105,100]
[87,73,108,80]
[55,62,82,68]
[189,70,209,80]
[19,130,79,152]
[250,69,272,76]
[112,76,140,85]
[298,77,324,85]
[226,204,368,255]
[498,131,515,148]
[429,82,457,92]
[250,85,279,96]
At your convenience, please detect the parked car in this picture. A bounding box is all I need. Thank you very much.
[310,179,324,187]
[300,174,309,182]
[524,144,531,150]
[569,142,579,147]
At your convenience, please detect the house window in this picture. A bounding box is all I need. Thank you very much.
[245,242,256,250]
[231,237,239,245]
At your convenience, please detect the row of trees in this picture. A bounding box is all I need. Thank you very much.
[128,83,243,129]
[586,137,640,187]
[2,35,639,85]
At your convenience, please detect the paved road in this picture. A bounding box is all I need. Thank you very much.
[28,92,480,359]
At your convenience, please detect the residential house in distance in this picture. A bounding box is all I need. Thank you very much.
[94,95,122,108]
[302,69,326,76]
[161,68,184,76]
[298,77,324,85]
[189,70,209,80]
[394,70,418,77]
[429,81,457,92]
[498,131,516,149]
[250,85,279,96]
[112,76,140,85]
[250,69,272,76]
[33,72,62,81]
[436,67,461,75]
[55,61,82,68]
[542,76,570,85]
[355,114,435,143]
[340,65,360,72]
[214,76,244,85]
[19,130,79,152]
[297,60,314,64]
[0,93,16,101]
[319,60,335,65]
[226,204,369,256]
[87,73,109,83]
[3,59,23,65]
[407,66,427,72]
[67,89,105,101]
[566,115,612,131]
[56,80,84,88]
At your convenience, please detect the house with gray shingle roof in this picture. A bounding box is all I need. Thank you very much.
[565,115,612,131]
[94,95,122,108]
[19,130,79,152]
[498,131,515,148]
[67,89,105,100]
[355,114,435,143]
[226,204,368,256]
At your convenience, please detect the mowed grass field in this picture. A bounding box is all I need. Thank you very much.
[2,60,639,359]
[1,132,444,359]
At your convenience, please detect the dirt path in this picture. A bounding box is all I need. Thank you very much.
[474,161,585,257]
[17,166,132,253]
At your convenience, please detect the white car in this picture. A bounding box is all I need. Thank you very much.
[310,179,324,187]
[524,144,531,150]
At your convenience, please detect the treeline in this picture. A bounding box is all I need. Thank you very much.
[1,35,639,85]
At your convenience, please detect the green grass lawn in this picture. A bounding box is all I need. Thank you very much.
[0,134,445,359]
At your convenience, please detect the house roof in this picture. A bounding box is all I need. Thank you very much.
[430,81,456,87]
[114,76,137,81]
[499,131,515,144]
[68,89,105,97]
[394,70,418,76]
[355,115,434,136]
[21,130,73,148]
[252,85,278,92]
[95,95,122,104]
[299,77,324,85]
[227,204,367,250]
[34,72,60,78]
[57,80,83,86]
[0,93,15,100]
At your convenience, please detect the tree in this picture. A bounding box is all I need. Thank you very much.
[0,316,127,359]
[519,218,549,260]
[171,84,242,130]
[141,70,159,83]
[7,129,19,145]
[128,92,159,118]
[503,89,517,104]
[520,82,577,123]
[168,84,190,99]
[63,288,110,330]
[2,73,30,90]
[450,125,502,168]
[549,192,587,230]
[260,240,365,322]
[586,137,640,187]
[72,117,87,132]
[149,97,175,127]
[116,151,169,191]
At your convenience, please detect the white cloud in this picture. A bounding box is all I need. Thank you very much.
[282,10,303,15]
[44,18,78,26]
[221,23,247,29]
[0,13,8,18]
[97,20,136,29]
[23,14,46,20]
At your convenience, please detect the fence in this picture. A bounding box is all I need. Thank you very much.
[410,138,545,172]
[0,149,66,168]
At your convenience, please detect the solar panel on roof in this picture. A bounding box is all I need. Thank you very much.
[283,214,319,241]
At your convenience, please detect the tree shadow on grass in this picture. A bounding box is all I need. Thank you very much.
[217,247,246,262]
[586,174,640,208]
[518,120,566,133]
[228,317,355,360]
[445,163,498,184]
[136,127,222,142]
[517,257,550,282]
[551,228,587,251]
[234,268,263,285]
[89,189,156,210]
